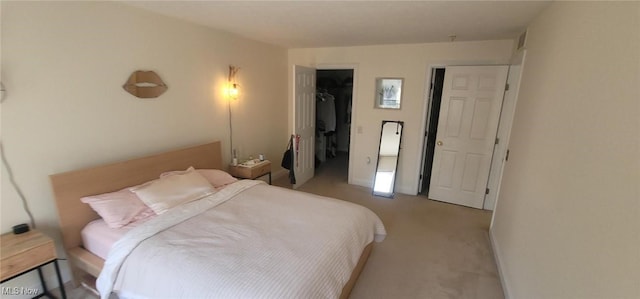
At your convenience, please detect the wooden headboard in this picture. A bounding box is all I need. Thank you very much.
[50,141,223,250]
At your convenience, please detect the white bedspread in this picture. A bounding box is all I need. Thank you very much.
[97,180,386,299]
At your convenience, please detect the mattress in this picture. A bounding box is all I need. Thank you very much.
[81,219,131,260]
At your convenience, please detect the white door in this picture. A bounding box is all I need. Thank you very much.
[293,65,316,188]
[428,65,508,208]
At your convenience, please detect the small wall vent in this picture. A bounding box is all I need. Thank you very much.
[517,31,527,50]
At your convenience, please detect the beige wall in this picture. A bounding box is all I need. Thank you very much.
[490,2,640,298]
[288,41,513,194]
[1,1,287,290]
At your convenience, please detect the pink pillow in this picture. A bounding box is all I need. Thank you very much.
[161,168,237,188]
[81,188,155,229]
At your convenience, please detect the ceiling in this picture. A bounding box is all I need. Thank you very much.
[124,1,552,49]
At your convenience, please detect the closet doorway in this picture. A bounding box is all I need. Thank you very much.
[315,69,354,181]
[419,68,446,195]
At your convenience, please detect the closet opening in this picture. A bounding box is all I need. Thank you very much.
[420,68,446,195]
[315,69,354,180]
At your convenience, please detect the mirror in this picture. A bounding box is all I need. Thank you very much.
[373,120,404,198]
[374,78,403,109]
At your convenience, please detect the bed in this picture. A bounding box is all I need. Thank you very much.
[50,141,385,298]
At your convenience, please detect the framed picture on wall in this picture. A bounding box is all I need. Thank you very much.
[375,78,403,109]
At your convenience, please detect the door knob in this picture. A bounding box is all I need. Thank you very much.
[437,141,443,146]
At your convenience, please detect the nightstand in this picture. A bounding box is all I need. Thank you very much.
[228,160,272,184]
[1,230,67,299]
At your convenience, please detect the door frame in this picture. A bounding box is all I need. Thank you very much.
[316,63,359,186]
[486,49,527,211]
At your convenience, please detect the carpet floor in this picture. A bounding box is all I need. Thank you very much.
[273,153,504,299]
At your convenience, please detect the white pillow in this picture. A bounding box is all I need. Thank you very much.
[160,168,238,188]
[131,168,216,214]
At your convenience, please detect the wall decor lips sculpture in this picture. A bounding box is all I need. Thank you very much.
[123,70,168,98]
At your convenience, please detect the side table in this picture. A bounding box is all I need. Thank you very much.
[228,160,272,184]
[1,230,66,299]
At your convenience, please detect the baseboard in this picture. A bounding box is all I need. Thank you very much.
[271,169,288,180]
[349,179,417,196]
[395,185,417,196]
[350,178,371,189]
[489,229,511,299]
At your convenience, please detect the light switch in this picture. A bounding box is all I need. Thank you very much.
[357,126,363,134]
